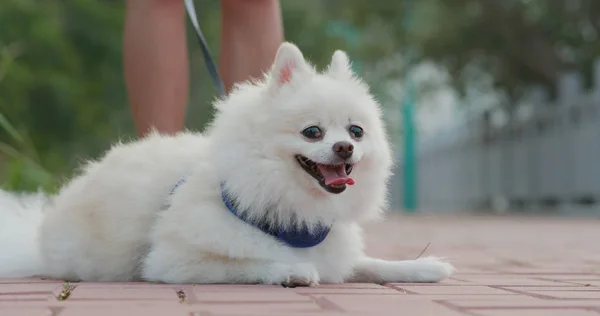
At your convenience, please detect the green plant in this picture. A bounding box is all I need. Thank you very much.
[0,111,56,192]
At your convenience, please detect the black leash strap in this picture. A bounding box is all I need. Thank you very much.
[184,0,226,98]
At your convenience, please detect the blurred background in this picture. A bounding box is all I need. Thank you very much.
[1,0,599,216]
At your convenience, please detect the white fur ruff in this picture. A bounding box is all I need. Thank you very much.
[0,43,454,285]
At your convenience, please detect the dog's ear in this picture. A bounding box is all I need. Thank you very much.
[268,42,310,92]
[327,50,354,80]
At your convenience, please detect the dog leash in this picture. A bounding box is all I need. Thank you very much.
[184,0,226,98]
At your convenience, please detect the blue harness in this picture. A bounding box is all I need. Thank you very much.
[169,178,331,248]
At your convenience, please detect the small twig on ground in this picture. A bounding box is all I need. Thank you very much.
[415,242,431,259]
[57,282,74,301]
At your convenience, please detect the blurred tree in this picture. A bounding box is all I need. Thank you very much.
[326,0,600,101]
[0,1,130,190]
[0,1,130,185]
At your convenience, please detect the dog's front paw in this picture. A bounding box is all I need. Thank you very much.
[409,256,455,283]
[264,262,319,287]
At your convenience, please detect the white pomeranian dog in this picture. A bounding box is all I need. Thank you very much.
[0,42,454,286]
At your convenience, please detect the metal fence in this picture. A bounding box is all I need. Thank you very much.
[391,60,600,215]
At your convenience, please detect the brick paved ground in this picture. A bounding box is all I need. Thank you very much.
[1,214,599,315]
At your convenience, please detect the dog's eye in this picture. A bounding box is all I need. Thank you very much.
[301,126,323,140]
[349,125,364,139]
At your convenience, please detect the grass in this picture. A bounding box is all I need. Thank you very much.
[0,111,56,192]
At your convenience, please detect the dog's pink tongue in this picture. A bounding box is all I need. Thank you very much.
[318,165,355,186]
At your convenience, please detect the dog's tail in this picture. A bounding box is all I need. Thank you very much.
[0,190,48,278]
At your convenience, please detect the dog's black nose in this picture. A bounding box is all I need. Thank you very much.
[332,141,354,159]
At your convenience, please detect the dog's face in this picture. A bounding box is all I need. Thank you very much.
[268,74,389,197]
[209,43,392,226]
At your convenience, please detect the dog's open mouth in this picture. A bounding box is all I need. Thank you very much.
[295,155,355,194]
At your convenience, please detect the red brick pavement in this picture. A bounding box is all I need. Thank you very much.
[1,214,599,315]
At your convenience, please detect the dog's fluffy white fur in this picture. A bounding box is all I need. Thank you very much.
[0,43,454,285]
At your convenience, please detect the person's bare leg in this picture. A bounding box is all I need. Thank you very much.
[220,0,284,93]
[123,0,188,137]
